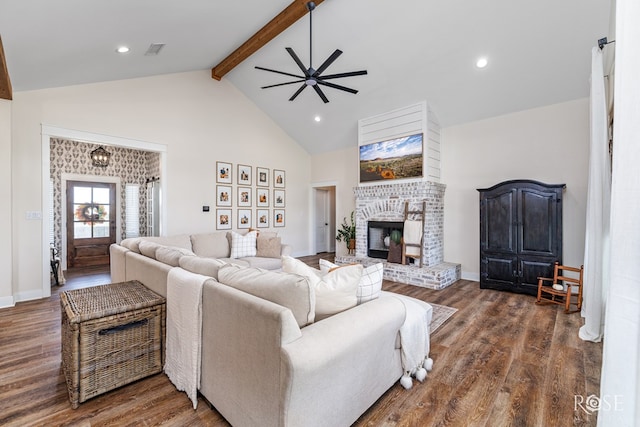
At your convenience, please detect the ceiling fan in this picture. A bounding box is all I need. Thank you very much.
[255,1,367,103]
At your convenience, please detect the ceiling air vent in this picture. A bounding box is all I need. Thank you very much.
[145,43,165,56]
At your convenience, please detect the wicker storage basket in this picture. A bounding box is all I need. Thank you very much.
[60,281,165,408]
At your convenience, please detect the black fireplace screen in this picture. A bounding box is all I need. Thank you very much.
[367,221,404,259]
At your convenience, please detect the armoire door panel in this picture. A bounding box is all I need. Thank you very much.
[481,189,517,254]
[519,189,558,256]
[519,258,557,291]
[481,256,517,288]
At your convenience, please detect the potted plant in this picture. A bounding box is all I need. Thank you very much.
[336,211,356,253]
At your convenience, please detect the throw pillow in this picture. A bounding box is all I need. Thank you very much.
[315,264,362,320]
[256,236,282,258]
[190,232,231,258]
[281,255,323,287]
[230,230,257,258]
[282,256,361,320]
[258,231,278,239]
[320,259,383,304]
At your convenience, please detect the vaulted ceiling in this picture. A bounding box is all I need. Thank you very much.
[0,0,611,154]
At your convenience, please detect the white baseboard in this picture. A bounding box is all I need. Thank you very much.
[461,271,480,282]
[14,289,44,303]
[0,295,15,309]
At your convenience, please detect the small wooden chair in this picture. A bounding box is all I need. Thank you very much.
[536,262,584,313]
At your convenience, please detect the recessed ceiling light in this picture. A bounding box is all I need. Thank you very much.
[476,57,488,68]
[116,46,130,54]
[314,115,322,122]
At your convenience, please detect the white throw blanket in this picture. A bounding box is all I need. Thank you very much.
[403,220,422,257]
[164,267,209,409]
[392,294,433,389]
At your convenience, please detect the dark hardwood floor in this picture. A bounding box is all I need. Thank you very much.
[0,254,602,426]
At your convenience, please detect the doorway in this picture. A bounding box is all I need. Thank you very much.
[313,185,336,254]
[66,181,116,269]
[41,126,167,299]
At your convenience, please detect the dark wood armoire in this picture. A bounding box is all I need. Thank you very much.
[477,180,565,296]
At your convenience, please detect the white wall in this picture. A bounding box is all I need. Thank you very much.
[442,99,590,279]
[0,99,13,307]
[10,70,311,302]
[311,146,359,256]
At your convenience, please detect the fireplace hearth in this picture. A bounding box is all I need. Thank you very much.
[336,181,461,289]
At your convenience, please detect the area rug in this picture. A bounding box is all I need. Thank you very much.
[429,303,457,333]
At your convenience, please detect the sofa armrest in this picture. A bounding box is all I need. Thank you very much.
[124,251,172,298]
[280,244,292,257]
[110,244,129,283]
[280,296,406,427]
[200,282,302,427]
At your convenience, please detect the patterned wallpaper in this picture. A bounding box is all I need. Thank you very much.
[50,138,161,252]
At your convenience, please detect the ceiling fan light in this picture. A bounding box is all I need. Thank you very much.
[256,1,366,103]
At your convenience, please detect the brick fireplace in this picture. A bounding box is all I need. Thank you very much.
[336,181,460,289]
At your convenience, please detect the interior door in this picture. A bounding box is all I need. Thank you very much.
[315,189,329,253]
[66,181,117,269]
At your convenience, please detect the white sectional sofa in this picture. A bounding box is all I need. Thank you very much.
[110,230,291,297]
[109,232,433,427]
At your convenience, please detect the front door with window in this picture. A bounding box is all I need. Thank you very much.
[66,181,116,269]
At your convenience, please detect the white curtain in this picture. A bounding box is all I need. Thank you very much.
[578,47,611,343]
[599,0,640,424]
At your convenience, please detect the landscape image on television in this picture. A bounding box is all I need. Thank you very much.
[359,133,423,182]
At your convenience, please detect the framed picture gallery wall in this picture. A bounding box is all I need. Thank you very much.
[214,162,287,231]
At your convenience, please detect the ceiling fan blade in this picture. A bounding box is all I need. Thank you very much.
[261,80,306,89]
[289,83,308,101]
[316,79,358,94]
[255,66,305,80]
[313,84,329,103]
[313,49,342,76]
[285,48,310,76]
[319,70,368,80]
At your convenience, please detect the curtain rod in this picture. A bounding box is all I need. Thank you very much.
[598,37,616,50]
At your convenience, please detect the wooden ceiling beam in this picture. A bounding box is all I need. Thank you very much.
[0,35,13,100]
[211,0,323,81]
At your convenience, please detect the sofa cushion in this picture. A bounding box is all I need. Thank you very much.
[191,232,231,258]
[240,256,282,270]
[230,231,257,258]
[282,256,361,320]
[156,246,196,267]
[256,236,282,258]
[179,256,227,280]
[217,264,315,327]
[120,237,143,253]
[217,258,251,268]
[123,235,192,253]
[320,259,384,304]
[138,241,162,259]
